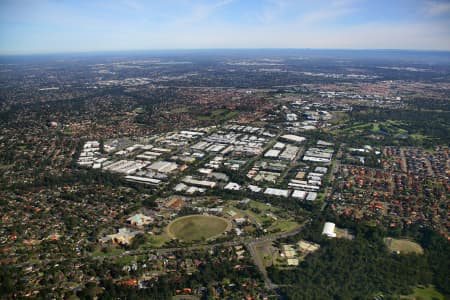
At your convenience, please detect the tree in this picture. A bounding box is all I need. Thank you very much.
[130,233,147,250]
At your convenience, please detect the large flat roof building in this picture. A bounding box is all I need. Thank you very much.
[148,161,178,173]
[280,134,306,144]
[264,188,290,198]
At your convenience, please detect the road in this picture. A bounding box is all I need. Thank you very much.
[246,240,278,290]
[101,219,308,260]
[16,225,306,263]
[245,220,309,296]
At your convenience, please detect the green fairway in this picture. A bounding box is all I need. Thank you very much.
[167,215,231,241]
[333,120,409,136]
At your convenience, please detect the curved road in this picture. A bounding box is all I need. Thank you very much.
[14,220,310,300]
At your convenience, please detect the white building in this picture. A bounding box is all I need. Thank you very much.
[280,134,306,144]
[247,185,262,193]
[322,222,336,238]
[273,142,286,150]
[286,113,298,122]
[125,175,161,185]
[264,188,290,198]
[182,176,216,188]
[233,218,246,225]
[224,182,241,191]
[306,192,318,201]
[292,190,307,200]
[148,161,178,173]
[279,145,300,161]
[127,213,153,227]
[264,149,281,158]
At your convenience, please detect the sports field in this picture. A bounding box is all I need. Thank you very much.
[384,237,424,254]
[167,215,231,241]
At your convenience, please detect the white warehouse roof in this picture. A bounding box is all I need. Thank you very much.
[292,190,307,200]
[264,149,281,158]
[264,188,290,198]
[280,134,306,144]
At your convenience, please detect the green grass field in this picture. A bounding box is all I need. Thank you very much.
[247,200,278,212]
[167,215,231,241]
[401,285,444,300]
[140,234,169,249]
[268,220,298,233]
[384,237,424,254]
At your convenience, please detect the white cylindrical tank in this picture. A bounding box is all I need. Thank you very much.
[322,222,336,237]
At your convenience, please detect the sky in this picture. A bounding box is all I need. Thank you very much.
[0,0,450,54]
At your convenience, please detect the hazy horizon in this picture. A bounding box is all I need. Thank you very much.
[2,47,450,57]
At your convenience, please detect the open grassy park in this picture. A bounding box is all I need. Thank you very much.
[223,200,299,234]
[167,215,232,242]
[384,237,424,254]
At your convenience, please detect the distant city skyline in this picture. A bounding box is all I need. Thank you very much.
[1,0,450,55]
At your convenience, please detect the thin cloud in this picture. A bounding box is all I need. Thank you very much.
[423,1,450,16]
[119,0,143,11]
[258,1,286,23]
[173,0,235,26]
[299,7,355,24]
[296,0,358,25]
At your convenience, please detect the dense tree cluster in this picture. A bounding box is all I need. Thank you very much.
[419,229,450,296]
[268,222,450,300]
[73,249,264,300]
